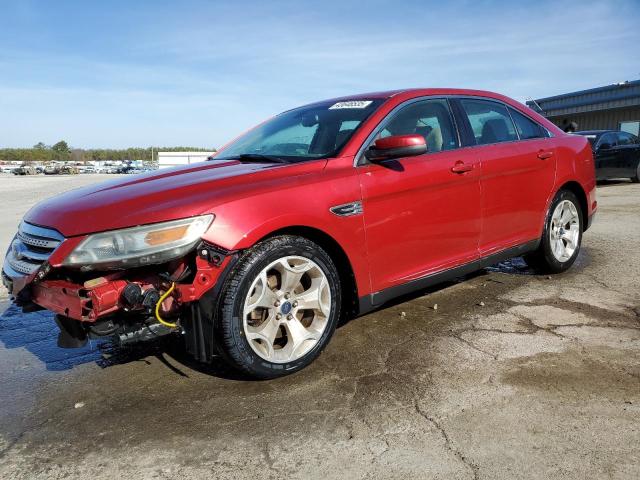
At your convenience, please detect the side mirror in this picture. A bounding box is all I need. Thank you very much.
[365,134,427,162]
[598,142,612,150]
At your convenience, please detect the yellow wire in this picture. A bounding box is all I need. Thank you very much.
[155,282,178,328]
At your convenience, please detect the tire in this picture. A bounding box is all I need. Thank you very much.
[525,190,583,274]
[216,235,341,379]
[631,163,640,183]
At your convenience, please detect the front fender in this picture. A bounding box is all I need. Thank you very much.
[200,164,374,297]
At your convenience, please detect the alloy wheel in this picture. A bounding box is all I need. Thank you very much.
[549,200,580,262]
[242,256,331,363]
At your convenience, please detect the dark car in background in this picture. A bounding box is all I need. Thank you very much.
[13,165,38,175]
[576,130,640,182]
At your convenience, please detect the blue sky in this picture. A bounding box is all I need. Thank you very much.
[1,0,639,149]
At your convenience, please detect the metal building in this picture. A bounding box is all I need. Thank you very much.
[527,79,640,135]
[157,151,216,169]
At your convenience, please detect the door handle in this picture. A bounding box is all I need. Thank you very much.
[537,150,554,160]
[451,161,473,174]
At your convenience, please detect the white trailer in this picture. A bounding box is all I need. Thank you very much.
[157,151,216,169]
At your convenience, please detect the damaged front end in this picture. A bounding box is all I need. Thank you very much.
[2,218,234,362]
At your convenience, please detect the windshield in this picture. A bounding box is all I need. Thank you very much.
[214,99,384,162]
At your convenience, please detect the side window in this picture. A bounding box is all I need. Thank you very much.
[617,132,638,146]
[378,99,458,153]
[460,99,517,145]
[598,133,617,149]
[509,107,546,140]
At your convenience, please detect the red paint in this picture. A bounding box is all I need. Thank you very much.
[10,88,596,320]
[32,279,128,321]
[374,134,425,149]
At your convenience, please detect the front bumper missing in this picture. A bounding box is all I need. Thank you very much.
[2,247,235,323]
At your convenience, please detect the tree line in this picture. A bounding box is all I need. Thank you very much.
[0,141,215,163]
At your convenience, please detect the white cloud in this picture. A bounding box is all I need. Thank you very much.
[1,0,639,147]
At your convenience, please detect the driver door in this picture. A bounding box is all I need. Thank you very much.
[596,132,618,179]
[357,98,482,294]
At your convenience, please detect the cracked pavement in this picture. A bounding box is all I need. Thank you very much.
[0,175,639,479]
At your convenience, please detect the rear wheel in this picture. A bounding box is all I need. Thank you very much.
[631,163,640,183]
[525,190,583,274]
[216,235,341,379]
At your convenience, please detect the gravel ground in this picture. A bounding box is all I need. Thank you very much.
[0,174,638,479]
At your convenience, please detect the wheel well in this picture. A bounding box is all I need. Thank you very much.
[559,181,590,231]
[258,226,360,320]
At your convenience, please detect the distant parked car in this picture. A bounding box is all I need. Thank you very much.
[575,130,640,182]
[13,165,38,175]
[117,165,135,174]
[44,165,60,175]
[43,164,79,175]
[60,165,79,175]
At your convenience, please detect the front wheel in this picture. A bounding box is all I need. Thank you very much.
[216,235,341,379]
[525,190,583,274]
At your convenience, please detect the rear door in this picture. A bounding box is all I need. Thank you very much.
[615,132,640,176]
[357,98,481,293]
[595,133,618,179]
[453,98,557,254]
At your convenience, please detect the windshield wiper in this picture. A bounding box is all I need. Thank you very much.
[223,154,289,164]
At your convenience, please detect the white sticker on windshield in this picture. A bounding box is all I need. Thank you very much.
[329,100,373,109]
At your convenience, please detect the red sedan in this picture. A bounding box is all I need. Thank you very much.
[2,88,597,378]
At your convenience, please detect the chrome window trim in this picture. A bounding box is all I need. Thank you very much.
[354,96,462,167]
[353,94,554,167]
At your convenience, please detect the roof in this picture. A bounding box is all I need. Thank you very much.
[575,130,609,136]
[527,79,640,117]
[305,88,525,108]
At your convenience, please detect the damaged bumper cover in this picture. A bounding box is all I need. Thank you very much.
[2,221,234,322]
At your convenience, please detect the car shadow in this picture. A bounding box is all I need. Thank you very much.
[0,256,537,379]
[338,256,536,328]
[597,179,634,188]
[0,302,260,380]
[0,304,107,371]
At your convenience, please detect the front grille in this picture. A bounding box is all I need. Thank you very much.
[6,222,64,275]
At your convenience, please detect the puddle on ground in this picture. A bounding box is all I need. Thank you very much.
[485,256,535,275]
[0,302,194,374]
[0,303,110,371]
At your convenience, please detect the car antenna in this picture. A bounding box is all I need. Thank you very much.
[526,97,545,115]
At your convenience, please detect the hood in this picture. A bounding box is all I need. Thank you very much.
[24,160,324,237]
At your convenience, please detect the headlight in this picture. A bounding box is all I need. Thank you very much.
[63,214,214,270]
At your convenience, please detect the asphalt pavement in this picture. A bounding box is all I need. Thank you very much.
[0,174,638,479]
